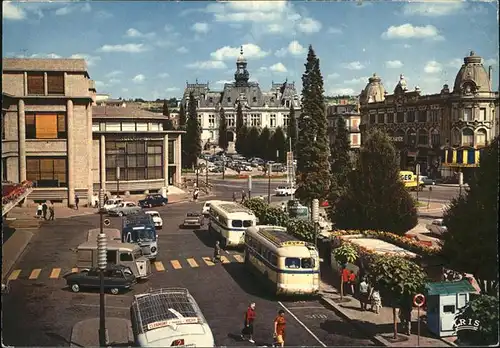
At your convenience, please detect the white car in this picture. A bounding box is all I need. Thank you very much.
[108,201,141,217]
[145,210,163,229]
[426,218,448,236]
[103,198,123,211]
[275,186,295,196]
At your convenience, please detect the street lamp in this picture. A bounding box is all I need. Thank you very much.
[98,146,107,347]
[222,153,226,180]
[267,162,272,204]
[195,168,200,188]
[116,166,121,198]
[205,157,209,189]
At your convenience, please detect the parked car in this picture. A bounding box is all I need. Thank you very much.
[426,218,447,236]
[108,202,142,216]
[138,194,169,208]
[275,186,295,196]
[63,265,136,295]
[419,176,436,186]
[145,210,163,229]
[182,212,203,229]
[103,198,124,212]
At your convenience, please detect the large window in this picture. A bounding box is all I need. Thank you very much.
[476,129,487,146]
[282,114,289,127]
[47,73,64,95]
[27,73,44,95]
[168,140,175,164]
[463,108,472,121]
[418,129,428,145]
[396,112,404,123]
[208,114,216,128]
[26,157,67,187]
[270,114,276,127]
[431,129,440,147]
[417,110,427,122]
[462,128,474,146]
[407,111,415,123]
[429,110,439,122]
[26,113,66,139]
[105,140,163,181]
[226,114,235,127]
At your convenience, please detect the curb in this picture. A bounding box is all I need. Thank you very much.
[319,295,389,346]
[1,229,34,282]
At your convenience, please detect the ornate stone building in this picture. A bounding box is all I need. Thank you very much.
[326,96,362,150]
[181,47,301,149]
[359,51,499,180]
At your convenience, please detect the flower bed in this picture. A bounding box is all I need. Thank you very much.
[1,181,33,206]
[225,174,287,180]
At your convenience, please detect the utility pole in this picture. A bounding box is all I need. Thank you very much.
[98,147,107,347]
[195,168,199,188]
[312,199,319,247]
[116,166,121,198]
[267,163,272,204]
[205,158,209,190]
[416,163,420,202]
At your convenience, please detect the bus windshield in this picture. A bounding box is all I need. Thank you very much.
[125,227,156,242]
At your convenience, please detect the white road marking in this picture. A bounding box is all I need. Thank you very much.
[278,301,327,347]
[285,306,326,310]
[74,303,129,310]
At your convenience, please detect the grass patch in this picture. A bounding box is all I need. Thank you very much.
[415,201,427,207]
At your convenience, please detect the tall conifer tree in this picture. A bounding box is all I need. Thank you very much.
[178,103,187,128]
[287,104,298,154]
[328,116,352,206]
[218,107,229,152]
[183,92,202,168]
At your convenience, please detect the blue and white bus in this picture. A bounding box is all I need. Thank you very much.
[122,213,158,260]
[244,225,320,296]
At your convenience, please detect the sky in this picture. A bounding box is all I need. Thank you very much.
[3,0,499,100]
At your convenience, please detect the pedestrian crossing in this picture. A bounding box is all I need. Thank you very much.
[6,253,244,281]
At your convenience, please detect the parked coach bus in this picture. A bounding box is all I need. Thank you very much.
[122,213,158,260]
[208,201,257,248]
[244,225,320,296]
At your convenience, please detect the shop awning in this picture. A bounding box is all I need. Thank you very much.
[443,148,483,168]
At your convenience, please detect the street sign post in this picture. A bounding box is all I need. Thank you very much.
[248,175,252,199]
[416,164,420,202]
[413,293,426,347]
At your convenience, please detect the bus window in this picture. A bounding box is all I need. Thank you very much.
[120,252,134,262]
[285,257,300,269]
[243,220,253,227]
[270,253,278,266]
[301,258,315,269]
[232,220,243,228]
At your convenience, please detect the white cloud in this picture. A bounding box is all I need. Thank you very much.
[344,77,369,85]
[328,88,356,96]
[382,24,444,41]
[27,53,62,59]
[95,81,106,88]
[343,61,365,70]
[424,61,442,74]
[108,79,120,85]
[106,70,122,78]
[327,73,340,80]
[447,58,463,68]
[327,27,342,34]
[402,2,466,16]
[95,10,113,19]
[267,24,285,33]
[132,74,146,83]
[484,58,498,66]
[191,22,209,34]
[216,80,233,85]
[275,40,306,57]
[122,88,129,93]
[185,61,227,70]
[70,53,101,66]
[98,43,148,53]
[386,60,404,69]
[165,87,180,92]
[210,44,269,61]
[125,28,155,39]
[176,46,189,54]
[297,17,322,33]
[55,6,72,15]
[3,2,27,20]
[269,63,288,73]
[158,73,170,78]
[55,3,90,16]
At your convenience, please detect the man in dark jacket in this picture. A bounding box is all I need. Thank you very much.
[75,195,80,210]
[42,202,48,220]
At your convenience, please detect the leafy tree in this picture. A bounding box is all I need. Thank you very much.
[295,45,330,204]
[333,129,418,235]
[272,127,287,163]
[258,127,272,160]
[367,256,427,339]
[328,116,352,207]
[183,92,201,168]
[162,100,170,117]
[246,127,261,158]
[332,243,358,299]
[454,294,499,346]
[168,97,178,107]
[178,103,187,128]
[236,125,249,158]
[218,107,229,152]
[442,136,499,295]
[287,104,298,154]
[235,103,245,154]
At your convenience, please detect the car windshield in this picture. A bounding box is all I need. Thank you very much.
[150,213,160,218]
[126,227,156,242]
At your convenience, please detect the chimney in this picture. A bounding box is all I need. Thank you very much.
[488,66,493,86]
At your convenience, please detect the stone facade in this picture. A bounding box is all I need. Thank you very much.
[359,51,499,180]
[181,47,301,149]
[326,97,362,150]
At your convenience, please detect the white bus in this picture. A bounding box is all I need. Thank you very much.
[208,201,257,248]
[130,288,215,347]
[244,225,320,296]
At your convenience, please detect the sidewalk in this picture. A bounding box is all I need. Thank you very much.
[70,317,133,347]
[319,268,457,347]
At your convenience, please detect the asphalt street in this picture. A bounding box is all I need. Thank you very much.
[2,194,376,346]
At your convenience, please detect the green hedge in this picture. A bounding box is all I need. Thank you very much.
[243,198,316,243]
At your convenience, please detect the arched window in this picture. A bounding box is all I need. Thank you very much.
[462,128,474,147]
[431,129,440,147]
[476,128,487,147]
[451,128,460,147]
[418,129,428,145]
[407,128,416,146]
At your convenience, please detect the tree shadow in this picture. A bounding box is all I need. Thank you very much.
[192,228,217,248]
[319,320,378,341]
[2,224,16,242]
[345,318,441,340]
[221,263,277,301]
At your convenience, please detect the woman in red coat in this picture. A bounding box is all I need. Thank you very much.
[241,302,256,343]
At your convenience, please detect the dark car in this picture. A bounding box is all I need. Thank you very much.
[182,212,203,228]
[63,265,136,295]
[138,194,168,208]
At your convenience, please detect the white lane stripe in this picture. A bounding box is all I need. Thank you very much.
[278,301,327,347]
[74,303,129,310]
[284,306,326,310]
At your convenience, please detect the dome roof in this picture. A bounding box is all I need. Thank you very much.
[453,51,492,94]
[360,73,385,103]
[236,46,247,63]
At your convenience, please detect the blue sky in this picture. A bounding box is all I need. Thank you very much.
[3,1,498,100]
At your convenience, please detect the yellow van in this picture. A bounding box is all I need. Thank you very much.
[399,171,424,191]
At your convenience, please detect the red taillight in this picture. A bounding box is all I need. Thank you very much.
[171,339,185,346]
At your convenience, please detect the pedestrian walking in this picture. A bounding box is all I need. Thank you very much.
[75,195,80,210]
[232,192,237,202]
[42,202,48,220]
[212,241,221,263]
[369,286,382,314]
[358,276,370,311]
[240,189,247,203]
[48,203,55,221]
[348,271,356,295]
[104,193,109,204]
[341,267,350,296]
[273,309,286,347]
[193,188,199,202]
[241,303,256,343]
[36,203,43,219]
